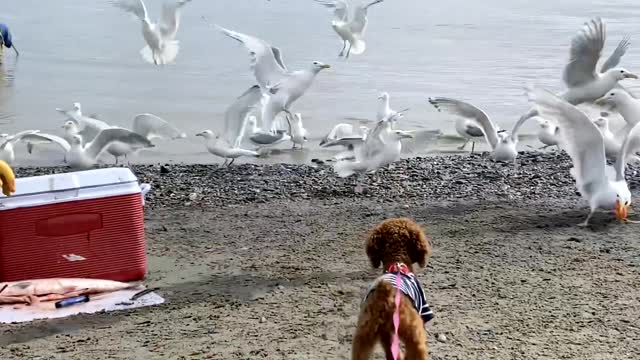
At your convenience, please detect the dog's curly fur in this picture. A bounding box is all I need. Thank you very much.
[352,218,433,360]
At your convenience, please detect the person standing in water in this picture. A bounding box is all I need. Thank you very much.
[0,23,19,57]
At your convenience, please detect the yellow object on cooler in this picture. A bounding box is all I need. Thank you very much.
[0,160,15,196]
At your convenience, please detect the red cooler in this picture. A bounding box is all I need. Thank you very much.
[0,168,151,282]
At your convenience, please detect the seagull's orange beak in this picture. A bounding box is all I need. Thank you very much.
[614,199,629,222]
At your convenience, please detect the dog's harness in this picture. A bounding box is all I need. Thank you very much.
[363,263,434,323]
[362,262,434,360]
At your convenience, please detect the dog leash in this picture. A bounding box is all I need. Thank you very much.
[389,262,407,360]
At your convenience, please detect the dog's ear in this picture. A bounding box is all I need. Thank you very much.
[408,220,432,268]
[365,227,383,268]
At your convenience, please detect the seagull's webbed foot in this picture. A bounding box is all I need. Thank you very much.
[345,42,352,59]
[622,216,640,224]
[577,210,595,227]
[338,41,347,57]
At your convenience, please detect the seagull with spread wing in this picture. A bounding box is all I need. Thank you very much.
[528,87,640,226]
[55,102,185,164]
[428,97,534,164]
[0,131,41,165]
[21,128,154,169]
[313,0,384,58]
[110,0,192,65]
[222,85,265,148]
[215,25,330,137]
[561,17,637,106]
[333,113,413,193]
[195,85,264,166]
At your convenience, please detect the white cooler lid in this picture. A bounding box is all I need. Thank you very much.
[0,167,143,209]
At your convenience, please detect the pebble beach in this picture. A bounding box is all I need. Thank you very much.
[1,152,640,359]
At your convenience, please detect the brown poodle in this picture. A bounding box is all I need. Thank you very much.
[352,218,433,360]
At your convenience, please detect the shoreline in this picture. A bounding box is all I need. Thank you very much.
[2,151,640,359]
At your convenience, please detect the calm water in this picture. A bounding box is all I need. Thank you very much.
[1,0,640,165]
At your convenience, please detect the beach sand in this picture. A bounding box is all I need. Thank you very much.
[1,153,639,359]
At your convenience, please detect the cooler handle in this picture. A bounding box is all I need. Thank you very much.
[139,183,151,206]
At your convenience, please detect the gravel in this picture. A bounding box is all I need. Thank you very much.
[13,151,640,208]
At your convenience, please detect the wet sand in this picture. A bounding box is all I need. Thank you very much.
[1,153,639,359]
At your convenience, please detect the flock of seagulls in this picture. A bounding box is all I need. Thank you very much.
[2,2,640,225]
[9,101,186,170]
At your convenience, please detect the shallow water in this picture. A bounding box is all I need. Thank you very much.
[1,0,640,166]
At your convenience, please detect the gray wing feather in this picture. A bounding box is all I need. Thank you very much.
[1,130,41,149]
[160,0,191,38]
[563,17,605,87]
[510,109,539,141]
[321,137,366,148]
[85,128,153,160]
[428,96,498,149]
[132,113,186,140]
[314,0,349,21]
[20,133,71,152]
[223,85,264,146]
[600,36,630,73]
[465,123,484,137]
[527,88,606,194]
[216,25,288,91]
[350,0,383,34]
[110,0,149,21]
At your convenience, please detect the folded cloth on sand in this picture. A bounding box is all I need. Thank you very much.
[0,285,164,324]
[0,278,140,305]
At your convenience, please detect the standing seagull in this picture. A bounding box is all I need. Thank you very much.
[593,114,623,161]
[428,97,533,163]
[595,88,640,126]
[110,0,192,65]
[195,130,259,166]
[290,113,308,149]
[534,117,561,150]
[215,25,330,135]
[314,0,384,58]
[376,92,409,128]
[0,23,19,56]
[528,88,640,226]
[561,17,637,105]
[21,129,154,170]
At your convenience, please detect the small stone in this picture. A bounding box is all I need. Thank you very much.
[260,317,267,323]
[188,193,198,201]
[277,285,285,290]
[160,166,170,174]
[436,333,447,343]
[566,237,582,243]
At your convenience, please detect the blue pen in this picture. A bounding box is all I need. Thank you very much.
[55,295,90,309]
